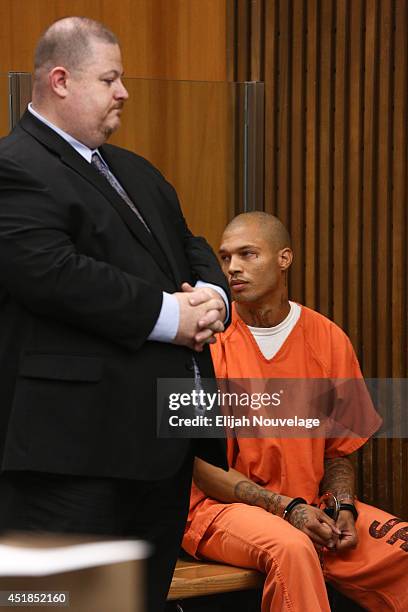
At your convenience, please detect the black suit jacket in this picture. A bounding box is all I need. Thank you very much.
[0,111,229,479]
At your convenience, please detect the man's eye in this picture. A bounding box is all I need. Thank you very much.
[220,255,230,262]
[103,79,114,85]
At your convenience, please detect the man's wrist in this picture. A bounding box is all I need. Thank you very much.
[337,495,355,503]
[282,497,308,521]
[147,292,179,342]
[338,502,358,521]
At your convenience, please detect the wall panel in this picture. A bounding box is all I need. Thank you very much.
[259,0,408,517]
[109,79,235,250]
[0,0,231,251]
[0,0,228,80]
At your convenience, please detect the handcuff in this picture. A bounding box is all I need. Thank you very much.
[317,492,340,569]
[318,491,340,521]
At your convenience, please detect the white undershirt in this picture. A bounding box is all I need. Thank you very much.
[247,301,302,359]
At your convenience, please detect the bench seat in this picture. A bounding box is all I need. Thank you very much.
[168,558,264,600]
[167,558,365,611]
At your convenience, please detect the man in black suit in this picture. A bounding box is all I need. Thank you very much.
[0,16,229,611]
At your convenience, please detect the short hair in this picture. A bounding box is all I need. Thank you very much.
[34,16,118,74]
[224,212,292,251]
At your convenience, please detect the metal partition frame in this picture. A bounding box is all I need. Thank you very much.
[238,81,265,213]
[8,72,32,130]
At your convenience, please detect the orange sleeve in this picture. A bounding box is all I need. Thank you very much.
[324,326,382,458]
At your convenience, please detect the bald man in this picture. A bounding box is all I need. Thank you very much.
[182,212,408,611]
[0,17,229,611]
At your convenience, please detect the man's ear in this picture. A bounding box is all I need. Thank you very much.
[49,67,70,98]
[278,247,293,271]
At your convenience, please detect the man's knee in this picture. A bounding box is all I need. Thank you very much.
[264,525,319,567]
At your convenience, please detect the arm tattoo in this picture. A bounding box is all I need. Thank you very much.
[321,457,355,501]
[234,481,283,516]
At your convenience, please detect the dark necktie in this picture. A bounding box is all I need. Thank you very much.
[91,152,150,232]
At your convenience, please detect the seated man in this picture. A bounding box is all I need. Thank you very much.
[182,212,408,611]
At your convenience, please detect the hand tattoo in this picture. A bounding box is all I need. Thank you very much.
[289,505,309,529]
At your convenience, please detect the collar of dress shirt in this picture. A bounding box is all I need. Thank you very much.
[28,102,103,164]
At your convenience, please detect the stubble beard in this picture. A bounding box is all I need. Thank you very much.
[102,125,116,140]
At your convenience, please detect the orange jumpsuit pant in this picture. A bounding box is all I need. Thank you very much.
[196,500,408,611]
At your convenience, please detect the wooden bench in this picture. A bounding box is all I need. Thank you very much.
[167,558,365,611]
[168,557,263,602]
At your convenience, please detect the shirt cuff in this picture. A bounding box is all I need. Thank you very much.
[147,292,179,342]
[195,280,229,323]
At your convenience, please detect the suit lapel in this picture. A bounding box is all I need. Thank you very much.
[101,146,182,286]
[19,112,176,282]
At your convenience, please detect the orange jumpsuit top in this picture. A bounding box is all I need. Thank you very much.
[183,303,381,557]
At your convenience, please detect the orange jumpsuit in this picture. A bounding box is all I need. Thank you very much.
[183,304,408,611]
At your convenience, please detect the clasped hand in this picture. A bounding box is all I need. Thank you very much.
[174,282,226,351]
[289,505,358,553]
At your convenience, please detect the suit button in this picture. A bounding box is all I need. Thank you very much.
[185,362,194,371]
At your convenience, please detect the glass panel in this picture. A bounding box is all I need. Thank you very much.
[111,78,264,248]
[2,75,265,250]
[110,78,240,249]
